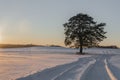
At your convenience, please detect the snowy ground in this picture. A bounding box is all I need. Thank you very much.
[0,47,120,80]
[0,47,85,80]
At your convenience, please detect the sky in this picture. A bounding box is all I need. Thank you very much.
[0,0,120,47]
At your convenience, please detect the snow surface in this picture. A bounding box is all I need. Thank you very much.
[0,47,120,80]
[109,55,120,69]
[0,47,90,80]
[17,57,95,80]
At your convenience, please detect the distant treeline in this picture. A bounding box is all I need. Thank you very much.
[0,44,64,48]
[48,45,63,47]
[0,44,40,48]
[97,45,119,49]
[0,44,117,49]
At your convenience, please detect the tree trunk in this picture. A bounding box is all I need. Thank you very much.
[78,34,83,54]
[79,38,83,54]
[80,44,83,54]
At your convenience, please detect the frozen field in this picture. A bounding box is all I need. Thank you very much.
[0,47,81,80]
[0,47,120,80]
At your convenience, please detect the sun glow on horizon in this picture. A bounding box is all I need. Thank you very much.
[0,34,2,43]
[0,29,2,43]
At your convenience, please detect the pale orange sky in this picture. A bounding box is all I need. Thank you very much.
[0,0,120,47]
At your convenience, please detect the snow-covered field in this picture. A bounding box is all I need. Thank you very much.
[0,47,120,80]
[0,47,87,80]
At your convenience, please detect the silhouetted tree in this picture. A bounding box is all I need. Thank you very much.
[63,13,107,54]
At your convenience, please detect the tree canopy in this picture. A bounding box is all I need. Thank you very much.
[63,13,107,54]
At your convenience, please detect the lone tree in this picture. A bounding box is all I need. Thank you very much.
[63,13,107,54]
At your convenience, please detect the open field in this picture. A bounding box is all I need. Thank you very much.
[0,47,120,80]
